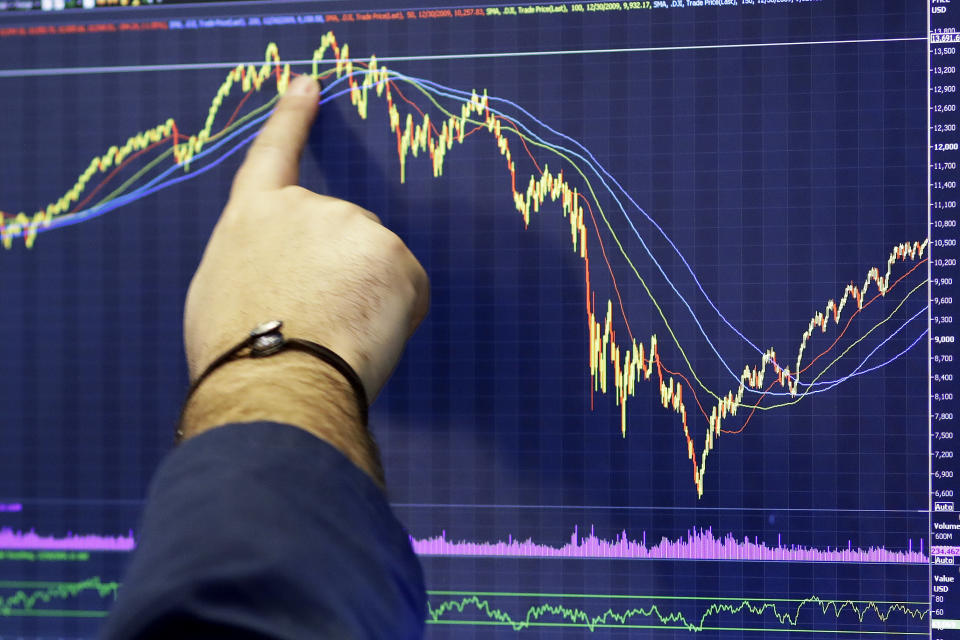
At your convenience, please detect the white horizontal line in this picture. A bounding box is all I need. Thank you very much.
[0,36,927,78]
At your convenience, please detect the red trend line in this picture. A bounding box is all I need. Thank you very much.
[489,103,917,439]
[7,33,929,496]
[661,258,927,436]
[69,137,170,214]
[69,86,263,215]
[717,257,927,435]
[378,57,927,473]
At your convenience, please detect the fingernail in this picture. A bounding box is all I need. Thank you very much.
[288,74,318,97]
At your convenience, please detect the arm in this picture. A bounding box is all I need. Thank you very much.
[99,420,426,639]
[101,74,430,639]
[180,350,384,485]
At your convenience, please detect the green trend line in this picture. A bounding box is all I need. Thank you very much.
[425,591,930,634]
[392,70,929,411]
[0,577,118,617]
[0,577,931,634]
[93,67,339,212]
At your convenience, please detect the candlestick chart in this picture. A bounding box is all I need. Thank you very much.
[0,32,930,499]
[0,2,936,638]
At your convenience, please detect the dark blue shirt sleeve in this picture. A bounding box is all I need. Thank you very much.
[100,422,426,639]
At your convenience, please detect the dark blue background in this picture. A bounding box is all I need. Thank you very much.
[0,0,933,637]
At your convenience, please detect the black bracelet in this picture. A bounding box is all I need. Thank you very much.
[175,320,369,443]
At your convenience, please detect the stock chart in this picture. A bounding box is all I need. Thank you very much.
[0,0,955,637]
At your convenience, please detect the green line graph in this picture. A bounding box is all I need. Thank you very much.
[0,578,931,634]
[0,578,118,618]
[426,591,930,634]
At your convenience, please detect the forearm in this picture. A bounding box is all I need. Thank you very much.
[101,422,425,639]
[179,350,384,486]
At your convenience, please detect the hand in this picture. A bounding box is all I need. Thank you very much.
[184,73,429,401]
[179,74,429,480]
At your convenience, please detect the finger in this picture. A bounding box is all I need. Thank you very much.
[232,74,320,196]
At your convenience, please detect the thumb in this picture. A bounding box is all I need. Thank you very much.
[231,74,320,196]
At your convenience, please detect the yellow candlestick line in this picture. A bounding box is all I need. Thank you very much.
[1,33,929,496]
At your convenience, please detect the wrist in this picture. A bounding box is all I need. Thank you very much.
[179,350,383,486]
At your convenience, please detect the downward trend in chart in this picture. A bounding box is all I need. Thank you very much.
[0,33,929,496]
[411,525,926,564]
[425,590,929,634]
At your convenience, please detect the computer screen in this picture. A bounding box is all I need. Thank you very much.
[0,0,954,637]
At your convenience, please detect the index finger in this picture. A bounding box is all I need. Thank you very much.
[231,74,320,197]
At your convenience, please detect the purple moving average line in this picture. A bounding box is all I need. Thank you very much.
[0,527,135,552]
[411,525,927,564]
